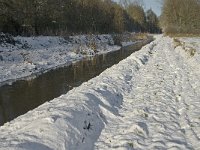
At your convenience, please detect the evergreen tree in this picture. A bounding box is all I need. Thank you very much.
[127,3,146,32]
[146,9,160,33]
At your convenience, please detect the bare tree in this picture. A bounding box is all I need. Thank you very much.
[161,0,200,34]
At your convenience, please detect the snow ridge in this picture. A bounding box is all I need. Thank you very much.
[95,36,200,149]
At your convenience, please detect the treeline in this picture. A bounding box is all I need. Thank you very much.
[161,0,200,34]
[0,0,161,36]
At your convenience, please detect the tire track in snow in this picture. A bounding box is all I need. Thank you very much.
[95,37,200,150]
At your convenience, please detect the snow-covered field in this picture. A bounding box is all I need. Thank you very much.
[0,35,200,150]
[0,34,120,86]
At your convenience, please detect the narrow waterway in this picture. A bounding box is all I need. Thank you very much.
[0,38,152,126]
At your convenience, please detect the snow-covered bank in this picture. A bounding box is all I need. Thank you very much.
[0,35,200,150]
[0,34,121,86]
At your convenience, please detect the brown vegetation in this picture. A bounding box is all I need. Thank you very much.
[160,0,200,35]
[0,0,161,36]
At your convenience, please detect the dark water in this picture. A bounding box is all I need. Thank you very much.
[0,39,152,126]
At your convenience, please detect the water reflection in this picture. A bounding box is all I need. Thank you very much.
[0,39,152,125]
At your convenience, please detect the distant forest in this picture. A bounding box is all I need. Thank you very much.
[0,0,161,36]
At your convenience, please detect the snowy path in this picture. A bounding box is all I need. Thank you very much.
[0,36,200,150]
[95,37,200,149]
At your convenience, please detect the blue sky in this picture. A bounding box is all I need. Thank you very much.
[113,0,163,16]
[143,0,162,16]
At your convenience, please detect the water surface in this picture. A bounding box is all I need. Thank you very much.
[0,39,152,125]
